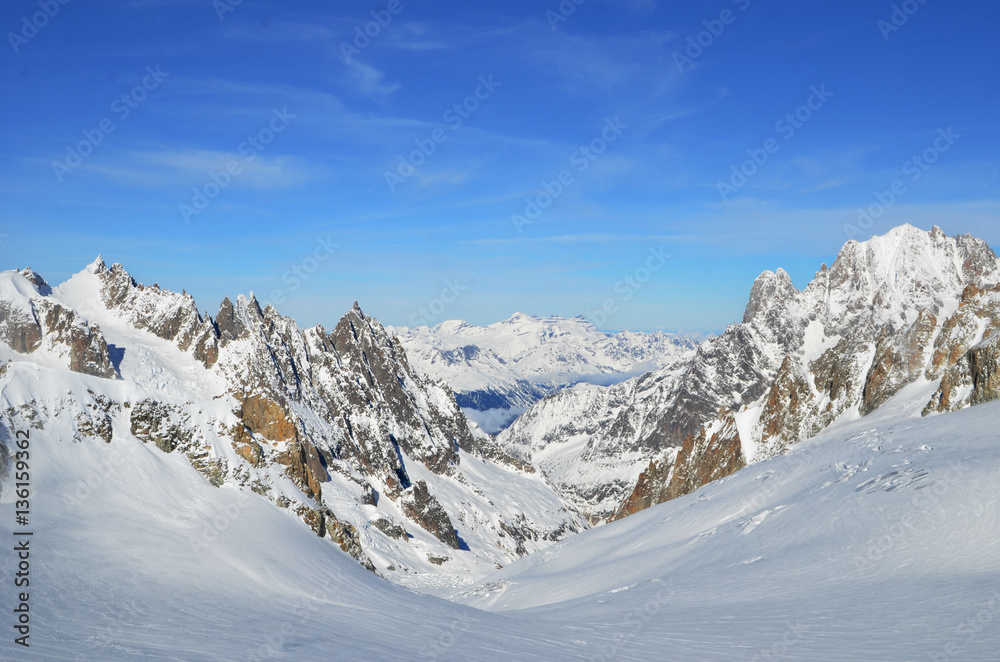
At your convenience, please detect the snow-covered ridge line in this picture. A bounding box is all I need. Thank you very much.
[500,224,1000,522]
[0,257,585,587]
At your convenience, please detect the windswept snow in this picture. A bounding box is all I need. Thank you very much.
[2,372,999,659]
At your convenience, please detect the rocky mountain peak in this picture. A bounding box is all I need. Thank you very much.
[502,224,1000,523]
[18,267,50,294]
[0,258,585,580]
[743,268,796,324]
[0,268,117,378]
[86,255,106,275]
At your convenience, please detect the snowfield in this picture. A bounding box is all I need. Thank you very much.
[2,374,999,660]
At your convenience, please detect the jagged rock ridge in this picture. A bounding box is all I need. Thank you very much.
[500,225,1000,522]
[0,258,584,585]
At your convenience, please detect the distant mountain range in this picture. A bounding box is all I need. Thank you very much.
[2,223,999,589]
[388,315,699,432]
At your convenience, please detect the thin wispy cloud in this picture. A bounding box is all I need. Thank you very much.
[74,148,320,190]
[460,234,708,246]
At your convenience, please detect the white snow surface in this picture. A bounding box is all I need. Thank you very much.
[2,367,1000,659]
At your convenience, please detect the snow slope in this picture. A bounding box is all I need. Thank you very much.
[2,370,999,659]
[454,383,1000,660]
[389,314,697,433]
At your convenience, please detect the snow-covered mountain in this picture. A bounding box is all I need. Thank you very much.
[0,258,584,588]
[3,354,999,660]
[500,225,1000,522]
[452,389,1000,661]
[388,314,698,433]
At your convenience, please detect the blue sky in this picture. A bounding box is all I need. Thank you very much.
[1,0,998,333]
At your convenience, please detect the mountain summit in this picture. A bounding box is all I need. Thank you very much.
[500,225,1000,522]
[0,259,584,584]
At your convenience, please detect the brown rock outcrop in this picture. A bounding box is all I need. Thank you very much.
[297,505,376,572]
[402,481,460,549]
[612,458,674,521]
[862,310,937,415]
[969,332,1000,406]
[276,439,328,501]
[666,410,745,501]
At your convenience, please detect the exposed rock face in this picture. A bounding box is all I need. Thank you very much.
[215,296,249,345]
[371,518,408,540]
[100,262,199,347]
[862,310,938,415]
[666,410,745,501]
[276,440,328,501]
[969,333,1000,406]
[208,296,486,530]
[298,505,376,572]
[95,259,220,368]
[612,458,674,522]
[502,225,1000,521]
[757,355,813,454]
[402,481,461,550]
[0,258,582,575]
[0,299,41,354]
[74,392,119,444]
[0,269,117,378]
[327,303,465,475]
[236,394,297,442]
[923,285,1000,414]
[130,399,195,453]
[40,300,119,378]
